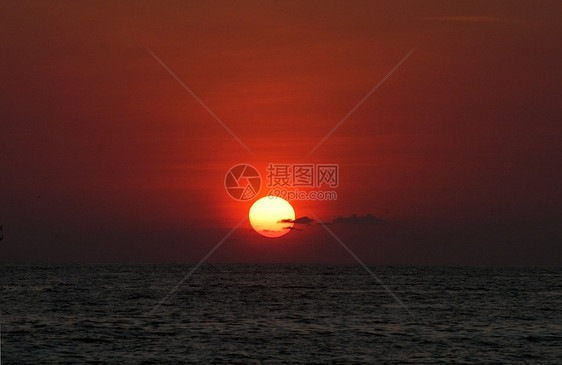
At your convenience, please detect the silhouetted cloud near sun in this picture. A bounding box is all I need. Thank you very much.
[280,214,386,227]
[279,217,314,224]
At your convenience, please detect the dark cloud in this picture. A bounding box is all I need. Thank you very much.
[279,216,314,224]
[279,214,386,226]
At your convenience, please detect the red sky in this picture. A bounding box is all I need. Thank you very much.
[1,1,561,264]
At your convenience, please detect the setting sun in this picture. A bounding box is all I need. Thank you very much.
[249,196,295,238]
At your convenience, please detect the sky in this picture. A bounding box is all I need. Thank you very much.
[1,1,561,264]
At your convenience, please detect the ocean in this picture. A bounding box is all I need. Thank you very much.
[1,264,560,363]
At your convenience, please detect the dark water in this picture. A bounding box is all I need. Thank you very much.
[1,264,561,364]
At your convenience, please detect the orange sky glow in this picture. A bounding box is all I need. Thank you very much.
[1,1,561,263]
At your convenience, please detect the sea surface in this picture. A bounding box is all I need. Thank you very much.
[0,264,561,364]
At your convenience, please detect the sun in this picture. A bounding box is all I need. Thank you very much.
[249,196,295,238]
